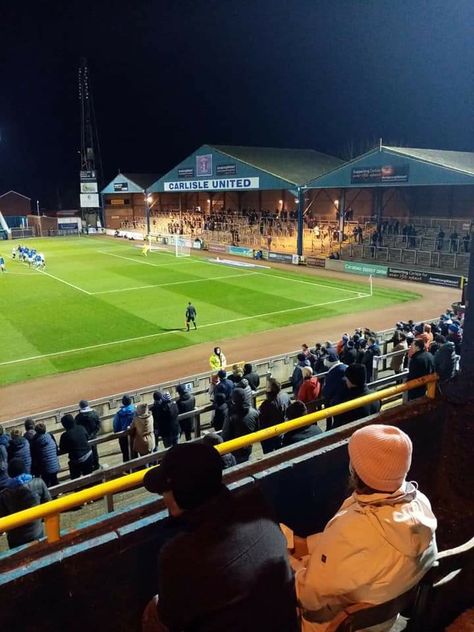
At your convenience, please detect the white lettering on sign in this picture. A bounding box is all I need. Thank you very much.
[164,177,259,192]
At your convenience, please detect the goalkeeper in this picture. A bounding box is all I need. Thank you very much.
[142,235,151,257]
[185,302,197,331]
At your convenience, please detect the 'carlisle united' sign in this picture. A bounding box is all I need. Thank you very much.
[164,177,259,192]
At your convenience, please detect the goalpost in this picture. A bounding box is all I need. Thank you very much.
[175,236,191,258]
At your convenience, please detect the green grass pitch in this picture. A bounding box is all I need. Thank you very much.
[0,237,420,386]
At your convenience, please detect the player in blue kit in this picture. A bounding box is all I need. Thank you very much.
[0,255,6,272]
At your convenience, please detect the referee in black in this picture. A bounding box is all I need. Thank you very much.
[185,302,197,331]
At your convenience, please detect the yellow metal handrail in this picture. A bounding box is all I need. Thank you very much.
[0,374,438,543]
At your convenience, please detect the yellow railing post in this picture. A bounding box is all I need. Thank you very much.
[426,376,437,399]
[44,514,61,543]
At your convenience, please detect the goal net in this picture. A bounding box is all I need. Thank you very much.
[175,237,191,257]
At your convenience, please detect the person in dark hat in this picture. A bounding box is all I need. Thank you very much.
[75,400,101,470]
[59,414,94,479]
[281,401,322,447]
[333,363,381,429]
[141,443,298,632]
[222,388,259,463]
[113,395,135,462]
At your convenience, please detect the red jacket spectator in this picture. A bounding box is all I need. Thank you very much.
[297,368,321,403]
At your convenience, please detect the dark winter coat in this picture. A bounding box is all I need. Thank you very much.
[407,350,435,400]
[212,394,229,432]
[0,475,51,548]
[0,434,10,456]
[75,410,101,438]
[282,424,322,447]
[236,379,253,407]
[243,366,260,391]
[258,392,290,453]
[362,344,381,382]
[31,433,60,476]
[8,437,32,474]
[341,347,357,366]
[222,406,259,463]
[333,385,381,428]
[434,342,457,381]
[23,429,37,443]
[155,400,180,439]
[177,392,196,435]
[290,360,310,395]
[322,363,348,405]
[215,378,235,401]
[59,425,92,461]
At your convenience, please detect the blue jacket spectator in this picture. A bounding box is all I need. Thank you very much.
[31,423,60,487]
[322,350,348,406]
[0,454,10,491]
[113,395,135,463]
[0,425,11,462]
[8,429,32,474]
[290,353,311,396]
[215,370,235,401]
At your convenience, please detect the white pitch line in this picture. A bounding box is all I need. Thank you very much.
[98,250,202,267]
[37,269,91,295]
[0,293,370,367]
[92,271,259,295]
[257,271,362,295]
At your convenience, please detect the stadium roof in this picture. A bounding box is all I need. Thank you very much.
[306,145,474,189]
[101,173,161,194]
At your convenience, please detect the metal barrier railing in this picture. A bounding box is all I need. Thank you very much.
[0,374,438,545]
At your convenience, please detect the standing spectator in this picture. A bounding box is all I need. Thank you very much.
[289,425,437,631]
[8,429,32,474]
[243,362,260,391]
[434,340,457,382]
[407,339,435,400]
[75,400,101,470]
[201,432,237,469]
[156,392,180,448]
[341,340,357,366]
[129,403,155,456]
[258,379,290,454]
[209,346,226,372]
[150,391,164,448]
[449,231,459,253]
[0,452,9,491]
[281,401,322,448]
[362,337,381,382]
[215,369,235,401]
[223,388,259,463]
[23,418,36,443]
[31,423,60,487]
[322,350,347,407]
[211,392,228,432]
[0,458,51,549]
[113,395,135,462]
[333,364,381,429]
[290,353,311,396]
[462,233,470,253]
[228,364,244,384]
[142,444,298,632]
[59,414,94,479]
[0,425,10,463]
[176,384,196,441]
[236,377,253,406]
[436,228,445,251]
[297,367,321,404]
[390,332,408,373]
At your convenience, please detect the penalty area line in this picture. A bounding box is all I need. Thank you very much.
[0,293,369,367]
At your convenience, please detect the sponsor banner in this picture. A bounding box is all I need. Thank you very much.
[462,222,471,232]
[306,256,326,268]
[216,163,237,176]
[351,164,409,184]
[208,243,227,254]
[268,251,294,264]
[164,177,259,192]
[80,169,97,181]
[178,167,194,178]
[196,154,212,177]
[344,261,388,277]
[114,182,129,192]
[111,199,125,205]
[228,245,254,258]
[81,182,98,193]
[387,267,463,289]
[80,193,100,208]
[58,222,79,230]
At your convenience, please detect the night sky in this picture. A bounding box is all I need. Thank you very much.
[1,0,473,208]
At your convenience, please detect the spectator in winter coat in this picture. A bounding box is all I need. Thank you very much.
[333,364,381,429]
[31,423,60,487]
[258,378,290,454]
[155,392,180,448]
[75,400,101,470]
[0,425,10,463]
[0,458,51,549]
[390,333,408,373]
[297,367,321,404]
[130,403,155,456]
[215,369,235,401]
[289,425,437,632]
[243,362,260,391]
[209,346,226,372]
[113,395,135,462]
[362,337,380,382]
[8,429,32,474]
[211,393,229,432]
[0,452,10,492]
[236,377,253,407]
[23,418,36,443]
[322,351,347,407]
[434,341,457,382]
[407,339,435,400]
[201,432,237,469]
[228,364,244,384]
[291,353,311,396]
[281,401,322,448]
[447,323,462,355]
[59,414,94,479]
[176,384,196,441]
[223,388,259,463]
[340,340,357,366]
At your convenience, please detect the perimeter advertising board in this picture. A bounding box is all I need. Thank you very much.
[387,267,463,289]
[164,177,259,192]
[268,252,294,264]
[344,261,388,277]
[228,246,254,258]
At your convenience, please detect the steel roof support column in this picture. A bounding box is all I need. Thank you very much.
[297,187,305,257]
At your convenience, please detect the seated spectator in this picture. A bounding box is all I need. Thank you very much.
[291,353,311,396]
[407,339,435,400]
[209,346,226,372]
[59,414,93,479]
[142,443,298,631]
[75,400,101,470]
[201,432,236,469]
[243,362,260,391]
[297,367,321,404]
[130,403,155,457]
[31,423,60,487]
[258,378,290,454]
[390,332,408,373]
[0,458,51,549]
[434,340,457,382]
[113,395,136,462]
[215,369,235,401]
[333,364,381,429]
[176,384,196,442]
[282,401,322,448]
[155,392,180,448]
[222,388,259,463]
[289,425,437,631]
[23,418,37,443]
[8,428,32,474]
[211,392,228,432]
